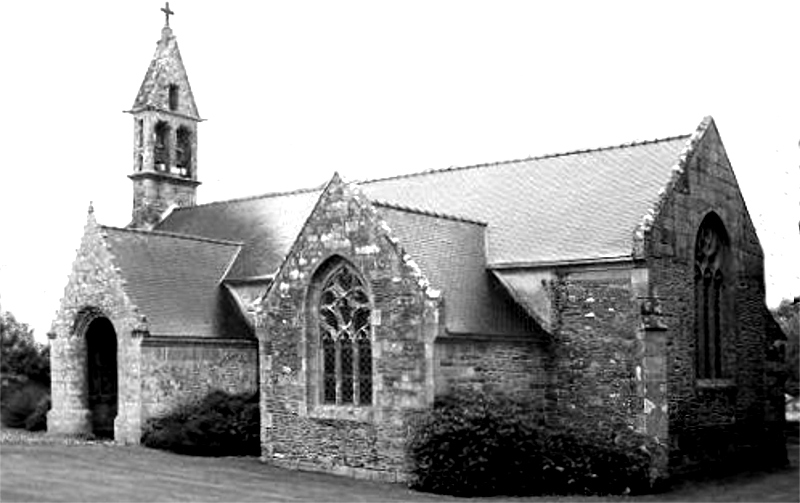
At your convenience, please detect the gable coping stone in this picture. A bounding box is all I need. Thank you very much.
[632,116,713,259]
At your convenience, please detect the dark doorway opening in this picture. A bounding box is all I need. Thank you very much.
[85,317,118,439]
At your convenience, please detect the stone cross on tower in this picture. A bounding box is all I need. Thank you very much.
[161,2,174,27]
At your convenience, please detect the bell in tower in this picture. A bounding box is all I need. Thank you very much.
[127,2,202,230]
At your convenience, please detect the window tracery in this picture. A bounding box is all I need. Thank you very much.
[317,264,372,406]
[694,214,729,379]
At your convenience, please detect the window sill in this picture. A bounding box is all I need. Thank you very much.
[696,378,736,389]
[308,404,374,423]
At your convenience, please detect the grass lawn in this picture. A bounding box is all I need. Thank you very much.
[1,432,797,502]
[0,442,451,503]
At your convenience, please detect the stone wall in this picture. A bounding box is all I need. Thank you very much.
[47,211,145,444]
[131,175,198,229]
[548,265,676,478]
[140,337,258,421]
[643,119,781,470]
[434,336,546,413]
[550,266,643,427]
[257,176,439,482]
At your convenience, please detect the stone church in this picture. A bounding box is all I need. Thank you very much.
[48,11,786,482]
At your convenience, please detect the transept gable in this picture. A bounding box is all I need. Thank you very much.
[257,173,539,338]
[258,173,439,324]
[256,173,440,332]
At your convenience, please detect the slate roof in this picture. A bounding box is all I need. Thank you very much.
[158,134,691,278]
[156,188,321,279]
[362,136,690,265]
[376,203,536,336]
[102,227,249,337]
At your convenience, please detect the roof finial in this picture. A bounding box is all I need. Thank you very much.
[88,201,94,215]
[161,2,174,27]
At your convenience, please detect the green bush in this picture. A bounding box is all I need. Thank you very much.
[1,381,49,429]
[1,311,50,385]
[24,394,51,431]
[407,389,543,496]
[407,389,658,497]
[141,389,259,457]
[537,419,657,495]
[1,310,51,431]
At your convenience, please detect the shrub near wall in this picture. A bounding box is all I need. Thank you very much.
[141,390,259,456]
[0,380,49,430]
[407,390,543,496]
[407,390,659,497]
[539,414,660,495]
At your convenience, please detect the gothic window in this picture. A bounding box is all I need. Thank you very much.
[154,121,170,169]
[176,126,192,177]
[168,84,179,111]
[694,213,729,379]
[317,263,372,406]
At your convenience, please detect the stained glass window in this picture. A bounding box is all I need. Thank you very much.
[340,335,354,404]
[318,264,372,406]
[357,333,372,405]
[322,334,336,404]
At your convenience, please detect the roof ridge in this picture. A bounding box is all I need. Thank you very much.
[360,133,692,186]
[166,132,691,213]
[101,225,244,246]
[171,185,324,212]
[373,200,487,226]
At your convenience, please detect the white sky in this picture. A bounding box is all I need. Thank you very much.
[0,1,797,341]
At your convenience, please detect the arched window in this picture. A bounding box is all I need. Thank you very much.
[317,262,372,406]
[694,213,729,379]
[154,121,170,169]
[175,126,192,177]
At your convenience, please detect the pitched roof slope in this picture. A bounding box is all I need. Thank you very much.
[156,188,321,279]
[362,136,689,265]
[102,227,246,337]
[377,204,538,336]
[157,134,691,278]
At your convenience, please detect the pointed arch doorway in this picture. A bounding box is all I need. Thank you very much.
[84,316,118,438]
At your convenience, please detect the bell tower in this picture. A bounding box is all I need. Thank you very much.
[127,3,202,229]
